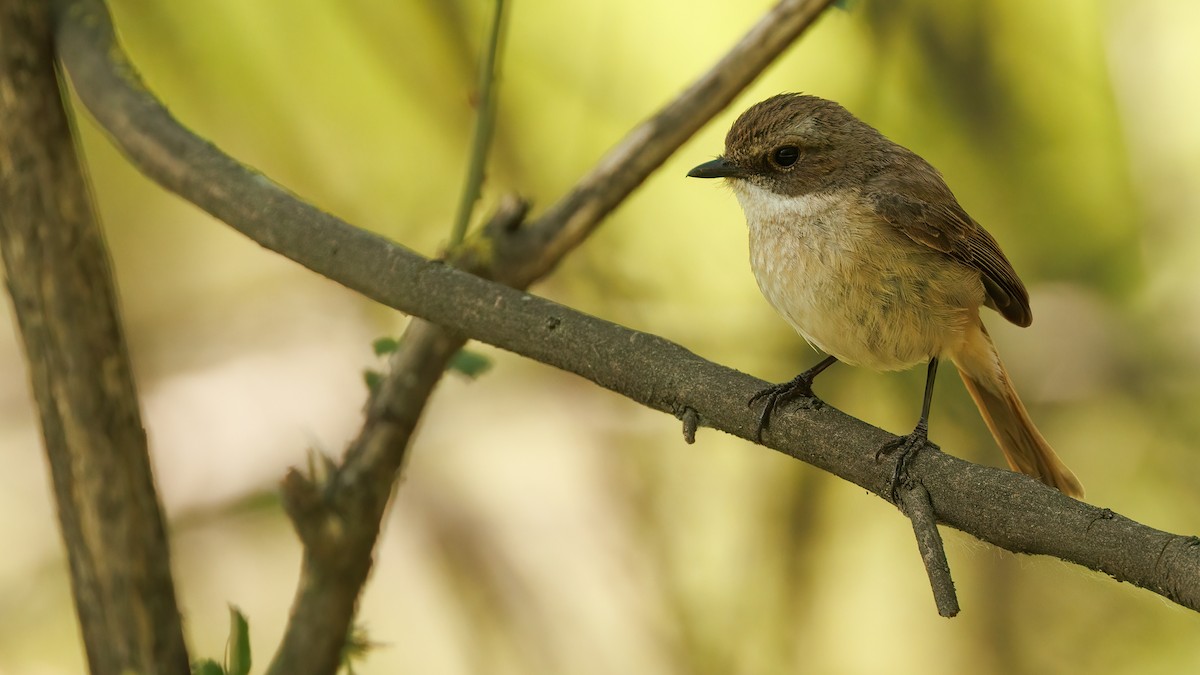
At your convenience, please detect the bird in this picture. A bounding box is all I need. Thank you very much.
[688,93,1083,498]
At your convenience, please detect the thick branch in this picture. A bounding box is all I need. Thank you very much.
[52,0,1200,620]
[0,3,188,674]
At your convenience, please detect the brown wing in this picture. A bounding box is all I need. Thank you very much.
[868,175,1032,327]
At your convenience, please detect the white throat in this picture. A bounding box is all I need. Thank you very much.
[729,181,844,227]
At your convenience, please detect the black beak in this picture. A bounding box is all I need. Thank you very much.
[688,156,743,179]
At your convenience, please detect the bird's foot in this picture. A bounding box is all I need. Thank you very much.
[748,375,825,442]
[875,420,937,503]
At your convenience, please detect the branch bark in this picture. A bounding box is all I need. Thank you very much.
[0,2,188,674]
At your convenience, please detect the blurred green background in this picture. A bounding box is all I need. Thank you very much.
[3,1,1200,673]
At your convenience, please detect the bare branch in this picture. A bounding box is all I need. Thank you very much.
[269,317,467,675]
[0,3,188,673]
[899,481,959,617]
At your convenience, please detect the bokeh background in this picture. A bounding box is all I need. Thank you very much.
[3,1,1200,673]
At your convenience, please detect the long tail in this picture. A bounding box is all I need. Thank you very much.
[950,323,1084,498]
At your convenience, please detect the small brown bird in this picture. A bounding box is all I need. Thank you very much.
[689,93,1082,498]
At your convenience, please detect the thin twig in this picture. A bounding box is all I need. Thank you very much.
[450,0,508,246]
[898,480,959,617]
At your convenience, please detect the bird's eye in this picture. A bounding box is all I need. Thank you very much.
[771,146,800,168]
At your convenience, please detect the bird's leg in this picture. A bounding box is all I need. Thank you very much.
[749,355,838,442]
[876,357,940,502]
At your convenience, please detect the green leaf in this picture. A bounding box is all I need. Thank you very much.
[342,622,376,674]
[225,606,251,675]
[372,336,400,356]
[448,348,493,379]
[363,369,383,394]
[191,659,225,675]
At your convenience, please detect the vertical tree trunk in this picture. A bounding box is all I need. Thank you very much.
[0,2,189,673]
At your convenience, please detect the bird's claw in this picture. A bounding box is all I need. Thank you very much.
[876,424,937,503]
[749,378,824,443]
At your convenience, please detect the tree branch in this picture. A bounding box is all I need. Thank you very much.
[272,319,468,675]
[898,481,959,617]
[0,2,188,674]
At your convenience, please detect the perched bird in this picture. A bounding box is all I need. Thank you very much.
[688,93,1082,498]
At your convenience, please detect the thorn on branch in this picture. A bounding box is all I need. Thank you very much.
[678,406,699,444]
[281,468,344,558]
